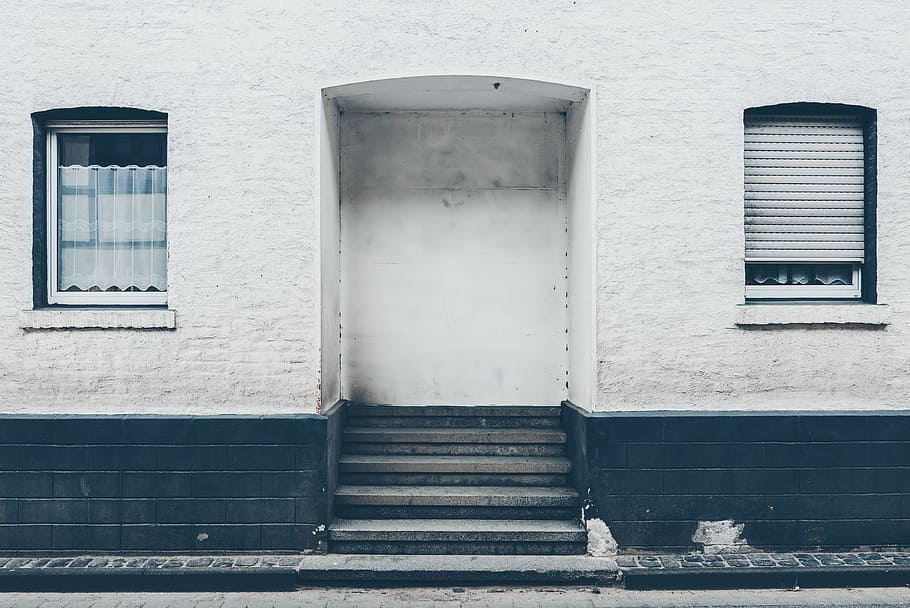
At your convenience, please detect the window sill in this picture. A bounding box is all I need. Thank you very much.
[21,308,176,330]
[735,303,890,329]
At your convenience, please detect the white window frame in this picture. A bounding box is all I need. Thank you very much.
[745,262,862,300]
[46,121,168,306]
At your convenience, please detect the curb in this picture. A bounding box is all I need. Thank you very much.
[622,565,910,590]
[0,567,297,592]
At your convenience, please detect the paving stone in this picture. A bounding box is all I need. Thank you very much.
[27,559,49,568]
[187,558,214,567]
[236,556,260,567]
[106,558,127,568]
[211,557,235,568]
[145,558,165,568]
[680,561,703,568]
[87,558,109,568]
[817,554,843,566]
[162,559,184,568]
[46,558,72,568]
[67,558,92,568]
[723,558,751,567]
[5,558,30,568]
[124,558,146,568]
[749,556,776,567]
[0,559,9,568]
[891,555,910,565]
[838,553,865,565]
[615,556,638,568]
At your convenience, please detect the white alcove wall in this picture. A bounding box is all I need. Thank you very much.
[317,75,595,409]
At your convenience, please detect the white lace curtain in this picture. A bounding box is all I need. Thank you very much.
[58,165,167,292]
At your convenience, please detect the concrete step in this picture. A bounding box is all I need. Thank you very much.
[339,472,571,486]
[333,505,579,520]
[343,427,567,444]
[329,518,587,543]
[338,455,571,474]
[347,416,561,429]
[347,405,562,418]
[334,485,580,507]
[344,442,567,457]
[328,540,587,555]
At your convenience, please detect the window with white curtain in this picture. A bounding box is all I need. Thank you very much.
[744,110,870,300]
[47,123,167,305]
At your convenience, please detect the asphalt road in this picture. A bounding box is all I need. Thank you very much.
[1,586,909,607]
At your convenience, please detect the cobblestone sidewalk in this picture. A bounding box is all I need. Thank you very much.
[619,551,910,570]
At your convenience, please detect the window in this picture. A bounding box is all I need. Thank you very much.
[46,122,167,305]
[744,106,875,301]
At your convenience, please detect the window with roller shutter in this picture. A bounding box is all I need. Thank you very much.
[744,105,876,301]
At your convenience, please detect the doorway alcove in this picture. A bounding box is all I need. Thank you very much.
[318,75,595,408]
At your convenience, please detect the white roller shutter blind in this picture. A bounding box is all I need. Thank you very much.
[744,115,865,262]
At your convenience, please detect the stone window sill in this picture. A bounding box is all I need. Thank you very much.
[735,304,890,328]
[21,308,177,330]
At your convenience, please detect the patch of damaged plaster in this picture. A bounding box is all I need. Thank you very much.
[586,518,618,556]
[692,519,751,554]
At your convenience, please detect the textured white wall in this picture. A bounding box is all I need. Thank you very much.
[1,1,909,413]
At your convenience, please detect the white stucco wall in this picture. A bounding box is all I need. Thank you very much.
[1,1,909,413]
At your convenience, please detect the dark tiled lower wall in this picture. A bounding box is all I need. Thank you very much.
[563,405,910,552]
[0,413,337,553]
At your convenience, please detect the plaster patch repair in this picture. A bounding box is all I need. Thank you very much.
[586,518,618,556]
[692,519,750,554]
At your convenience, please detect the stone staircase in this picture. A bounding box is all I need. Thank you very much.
[328,404,587,554]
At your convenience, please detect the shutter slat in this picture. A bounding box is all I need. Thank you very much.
[746,207,863,217]
[746,192,864,201]
[744,115,865,263]
[746,215,863,225]
[746,182,863,192]
[745,174,863,183]
[746,224,864,234]
[744,159,864,168]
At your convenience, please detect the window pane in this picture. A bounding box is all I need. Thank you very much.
[57,133,167,294]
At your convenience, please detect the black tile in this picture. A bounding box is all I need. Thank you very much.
[730,469,800,495]
[189,418,266,445]
[800,468,868,494]
[799,415,871,442]
[864,519,910,547]
[764,443,833,468]
[624,495,697,521]
[121,524,157,551]
[798,520,868,549]
[157,446,226,471]
[0,446,17,469]
[608,520,696,550]
[122,472,191,498]
[262,524,320,550]
[226,446,295,471]
[590,441,626,467]
[53,417,123,444]
[261,417,326,446]
[18,499,87,523]
[157,499,226,523]
[0,472,53,497]
[295,441,328,469]
[662,469,731,495]
[18,446,88,470]
[591,469,663,495]
[627,443,697,468]
[261,471,324,497]
[833,442,901,467]
[831,494,902,519]
[590,418,662,443]
[149,524,260,551]
[730,416,800,442]
[0,500,17,523]
[743,520,799,549]
[52,524,120,551]
[52,472,120,498]
[0,524,52,550]
[698,443,764,468]
[122,417,193,444]
[86,445,157,471]
[867,468,910,493]
[88,499,155,524]
[902,443,910,466]
[191,472,260,498]
[227,498,295,523]
[586,495,624,522]
[0,417,55,444]
[867,415,910,441]
[663,416,734,442]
